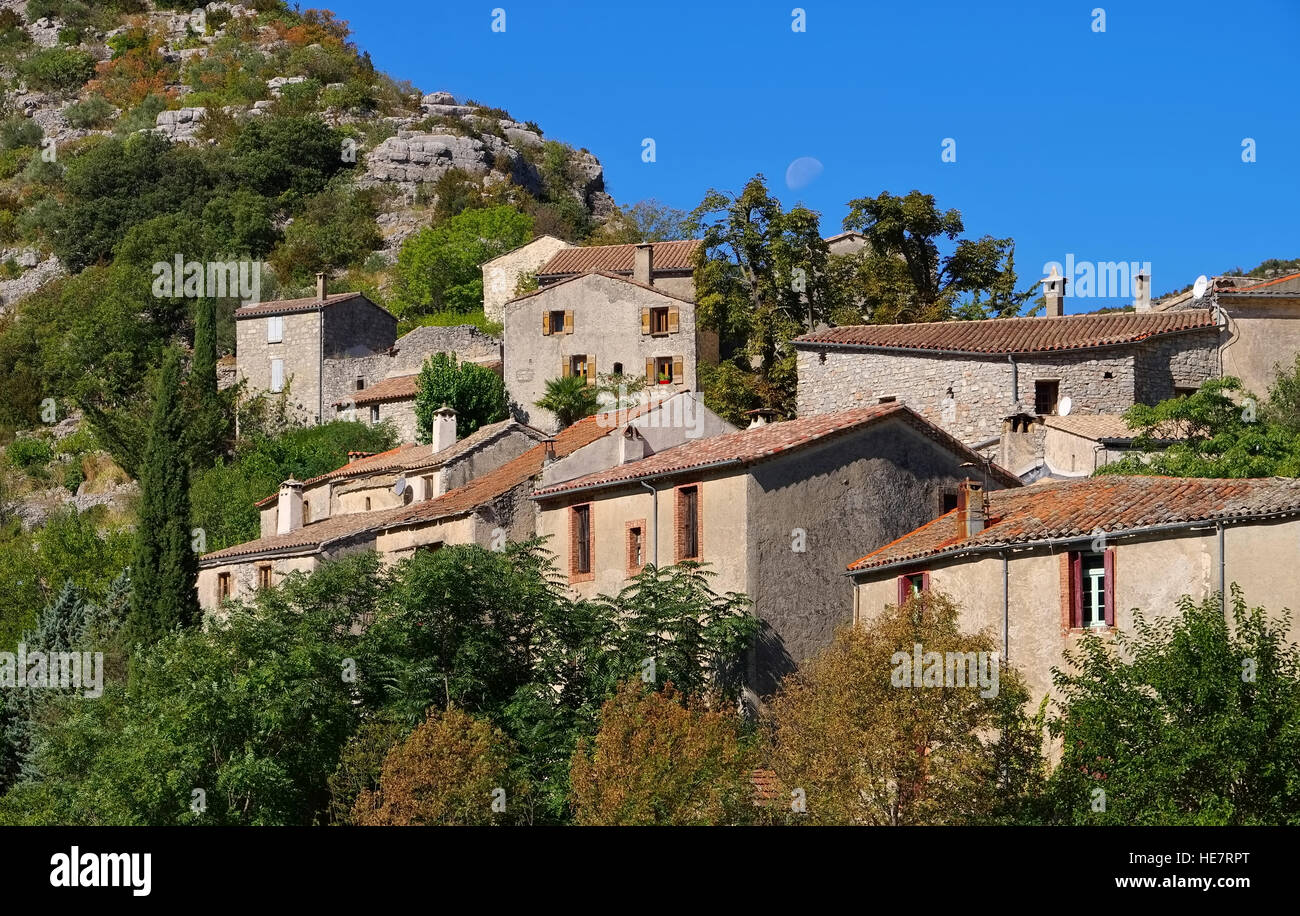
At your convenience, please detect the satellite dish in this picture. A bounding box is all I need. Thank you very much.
[1192,275,1210,300]
[392,476,407,495]
[1057,396,1073,417]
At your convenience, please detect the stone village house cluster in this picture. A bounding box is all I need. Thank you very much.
[212,245,1300,704]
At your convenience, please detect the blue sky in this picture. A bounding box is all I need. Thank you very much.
[329,0,1299,311]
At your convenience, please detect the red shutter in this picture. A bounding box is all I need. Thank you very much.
[897,575,908,606]
[921,571,931,593]
[1069,552,1083,629]
[1103,548,1116,627]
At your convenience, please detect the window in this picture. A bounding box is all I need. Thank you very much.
[1174,386,1197,398]
[370,405,380,424]
[217,572,232,600]
[626,520,646,576]
[356,378,366,391]
[897,572,930,604]
[676,486,700,560]
[302,501,311,525]
[571,504,593,579]
[1034,379,1060,416]
[1065,549,1115,629]
[544,310,572,335]
[569,354,589,380]
[257,565,272,591]
[877,395,898,404]
[650,306,670,334]
[267,316,283,343]
[612,362,624,376]
[270,358,285,393]
[416,541,444,554]
[941,490,959,514]
[364,497,371,511]
[654,356,674,384]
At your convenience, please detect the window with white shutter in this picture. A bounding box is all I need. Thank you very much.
[267,316,283,343]
[270,358,284,393]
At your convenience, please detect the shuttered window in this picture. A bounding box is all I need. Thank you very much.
[270,358,285,393]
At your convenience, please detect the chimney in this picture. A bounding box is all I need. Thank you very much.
[955,479,985,538]
[348,450,375,464]
[431,406,457,453]
[619,426,650,464]
[746,408,778,429]
[633,243,653,286]
[1043,266,1065,318]
[276,478,304,534]
[1134,270,1151,312]
[541,437,557,466]
[316,272,326,302]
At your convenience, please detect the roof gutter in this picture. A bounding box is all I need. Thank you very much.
[846,509,1300,578]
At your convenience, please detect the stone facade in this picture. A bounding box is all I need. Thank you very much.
[795,329,1219,446]
[502,273,717,431]
[481,235,571,323]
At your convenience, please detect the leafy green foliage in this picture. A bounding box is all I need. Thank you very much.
[413,351,508,442]
[392,205,533,318]
[535,375,598,428]
[19,48,96,91]
[62,94,115,130]
[1043,588,1300,824]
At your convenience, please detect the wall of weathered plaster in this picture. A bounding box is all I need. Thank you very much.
[482,235,571,322]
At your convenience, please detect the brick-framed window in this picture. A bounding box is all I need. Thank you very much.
[1061,548,1115,630]
[896,571,930,605]
[217,572,232,601]
[570,503,594,582]
[675,485,701,562]
[626,518,647,577]
[257,564,273,591]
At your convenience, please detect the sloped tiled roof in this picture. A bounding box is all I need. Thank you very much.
[382,401,665,530]
[848,476,1300,573]
[538,240,701,276]
[252,419,539,508]
[235,292,394,319]
[794,310,1217,355]
[201,502,410,563]
[1215,272,1300,297]
[1044,414,1191,442]
[340,374,418,407]
[533,404,1020,498]
[505,270,693,307]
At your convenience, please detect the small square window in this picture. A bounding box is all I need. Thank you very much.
[356,378,366,391]
[654,356,674,384]
[257,565,273,591]
[548,310,566,335]
[570,355,588,378]
[650,306,670,334]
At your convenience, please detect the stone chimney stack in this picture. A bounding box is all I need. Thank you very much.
[1134,270,1152,312]
[619,426,650,464]
[955,479,985,538]
[431,406,457,453]
[541,437,557,466]
[316,272,326,302]
[1043,266,1066,318]
[276,478,304,535]
[633,243,653,286]
[746,408,777,429]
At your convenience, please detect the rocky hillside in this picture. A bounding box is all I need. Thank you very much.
[0,0,617,312]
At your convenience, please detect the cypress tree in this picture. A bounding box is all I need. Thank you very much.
[192,297,217,402]
[127,349,200,644]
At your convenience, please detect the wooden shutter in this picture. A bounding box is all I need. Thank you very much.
[646,357,655,380]
[668,306,680,333]
[542,312,551,335]
[564,310,574,334]
[641,308,651,335]
[921,571,931,593]
[1069,552,1083,629]
[1103,548,1116,627]
[897,575,909,606]
[586,355,596,384]
[672,356,683,384]
[561,358,571,378]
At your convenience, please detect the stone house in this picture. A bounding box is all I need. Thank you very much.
[502,249,718,430]
[999,413,1188,480]
[196,412,545,609]
[197,392,731,609]
[794,309,1220,449]
[236,275,501,426]
[530,403,1022,698]
[536,239,701,301]
[848,475,1300,704]
[481,235,572,323]
[1157,271,1300,399]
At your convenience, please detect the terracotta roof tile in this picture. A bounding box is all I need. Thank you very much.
[235,291,393,319]
[533,404,1020,498]
[848,476,1300,573]
[201,502,410,563]
[538,240,701,276]
[505,270,693,306]
[794,310,1217,355]
[338,374,418,407]
[1043,414,1190,442]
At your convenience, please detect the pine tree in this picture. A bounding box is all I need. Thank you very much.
[127,349,200,644]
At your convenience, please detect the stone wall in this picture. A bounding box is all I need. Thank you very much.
[796,329,1219,446]
[322,298,397,358]
[503,274,705,431]
[483,236,571,323]
[236,309,323,424]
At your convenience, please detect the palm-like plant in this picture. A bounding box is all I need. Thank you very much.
[536,376,599,428]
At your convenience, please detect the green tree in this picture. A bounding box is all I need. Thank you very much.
[392,205,534,318]
[840,190,1028,321]
[126,349,200,645]
[413,352,508,442]
[534,375,598,428]
[1044,588,1300,824]
[584,199,691,245]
